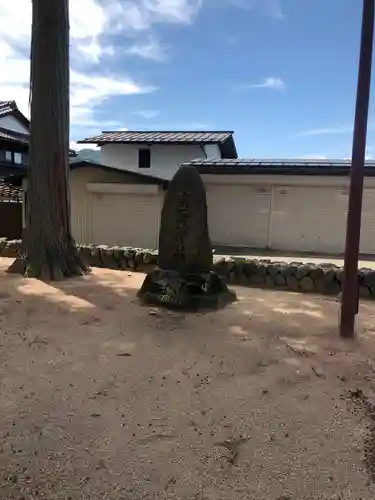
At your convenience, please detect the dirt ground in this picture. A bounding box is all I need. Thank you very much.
[2,259,375,500]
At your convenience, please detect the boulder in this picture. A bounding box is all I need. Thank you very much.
[249,274,266,286]
[117,247,130,269]
[362,270,375,288]
[316,276,341,296]
[0,237,7,254]
[336,269,345,284]
[97,245,115,268]
[90,246,103,267]
[283,264,298,277]
[241,260,259,277]
[213,258,232,277]
[257,264,268,276]
[265,275,275,288]
[275,274,287,286]
[295,265,313,280]
[79,245,93,266]
[286,275,300,292]
[360,285,371,298]
[300,276,315,293]
[267,264,279,277]
[104,247,120,269]
[310,267,325,281]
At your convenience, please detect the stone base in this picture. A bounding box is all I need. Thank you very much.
[137,268,237,311]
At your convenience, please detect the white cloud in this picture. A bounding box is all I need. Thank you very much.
[133,110,161,119]
[235,77,286,91]
[101,0,203,33]
[69,71,155,124]
[70,141,99,152]
[229,0,284,19]
[126,37,169,62]
[3,0,283,135]
[0,0,207,130]
[294,125,353,138]
[297,155,328,160]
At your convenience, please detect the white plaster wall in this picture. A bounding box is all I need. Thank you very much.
[100,143,205,180]
[70,167,158,244]
[0,115,29,134]
[203,144,221,160]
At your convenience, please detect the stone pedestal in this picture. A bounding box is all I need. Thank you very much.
[138,268,236,310]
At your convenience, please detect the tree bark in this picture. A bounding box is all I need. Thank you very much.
[8,0,90,280]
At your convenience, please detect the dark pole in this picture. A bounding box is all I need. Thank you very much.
[340,0,375,338]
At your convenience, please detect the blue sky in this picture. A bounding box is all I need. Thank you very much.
[0,0,370,159]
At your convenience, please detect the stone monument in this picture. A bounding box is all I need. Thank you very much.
[137,165,236,310]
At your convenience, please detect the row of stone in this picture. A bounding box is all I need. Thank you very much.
[2,239,375,299]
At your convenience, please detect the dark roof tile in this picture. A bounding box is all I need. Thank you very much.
[0,100,30,128]
[79,130,234,145]
[182,158,375,176]
[79,130,238,159]
[0,127,29,145]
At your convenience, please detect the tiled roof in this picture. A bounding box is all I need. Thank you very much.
[0,100,30,127]
[0,126,76,158]
[79,130,234,145]
[183,158,375,176]
[0,127,29,145]
[0,179,22,202]
[0,100,19,116]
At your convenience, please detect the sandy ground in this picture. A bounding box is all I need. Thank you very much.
[1,259,375,499]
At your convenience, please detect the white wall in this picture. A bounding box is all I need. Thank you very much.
[0,115,29,134]
[100,143,205,180]
[203,144,221,160]
[70,167,161,244]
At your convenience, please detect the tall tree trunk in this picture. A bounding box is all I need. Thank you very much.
[9,0,90,280]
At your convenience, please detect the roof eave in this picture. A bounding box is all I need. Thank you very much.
[218,136,238,159]
[0,109,30,129]
[69,159,169,187]
[196,165,375,176]
[78,140,233,147]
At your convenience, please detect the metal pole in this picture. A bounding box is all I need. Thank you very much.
[340,0,375,338]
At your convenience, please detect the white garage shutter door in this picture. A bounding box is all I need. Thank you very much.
[91,192,161,249]
[360,190,375,254]
[271,186,348,254]
[205,184,271,248]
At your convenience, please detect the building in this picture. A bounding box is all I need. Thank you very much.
[69,159,168,249]
[191,158,375,255]
[5,119,375,256]
[73,130,375,255]
[0,100,30,175]
[0,101,30,239]
[0,99,79,239]
[0,100,77,177]
[78,130,238,180]
[70,131,237,249]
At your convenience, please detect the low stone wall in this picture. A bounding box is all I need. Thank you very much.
[1,239,375,299]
